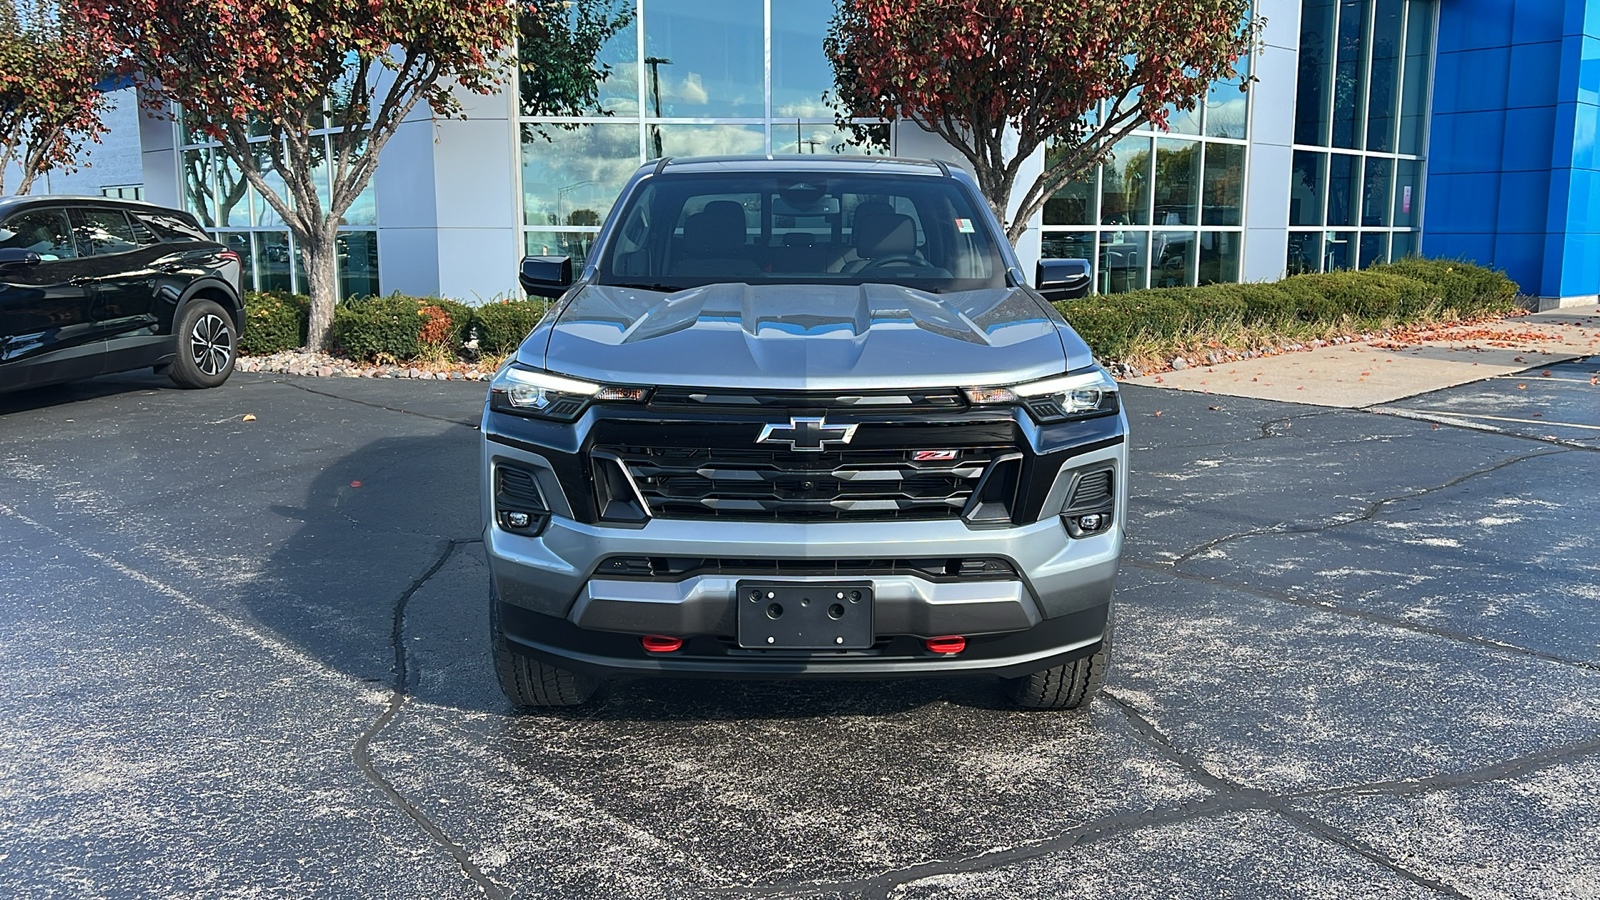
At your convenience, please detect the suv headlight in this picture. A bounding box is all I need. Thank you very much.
[489,363,648,420]
[963,369,1119,423]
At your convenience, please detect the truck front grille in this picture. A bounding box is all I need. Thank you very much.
[592,444,1011,522]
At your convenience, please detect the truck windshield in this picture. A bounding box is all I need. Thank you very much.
[596,172,1008,294]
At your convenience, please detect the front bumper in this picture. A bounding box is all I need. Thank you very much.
[483,414,1126,678]
[496,600,1111,680]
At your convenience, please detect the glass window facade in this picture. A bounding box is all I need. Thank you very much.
[177,114,381,298]
[518,0,890,260]
[1041,52,1250,293]
[1289,0,1434,274]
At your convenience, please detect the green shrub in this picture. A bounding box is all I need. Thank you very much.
[1058,299,1139,359]
[1053,259,1519,362]
[239,291,309,355]
[473,299,548,355]
[332,293,476,362]
[1370,257,1519,309]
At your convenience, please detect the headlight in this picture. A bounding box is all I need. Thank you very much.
[963,369,1118,423]
[489,363,647,420]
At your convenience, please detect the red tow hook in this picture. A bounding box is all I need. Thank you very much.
[641,635,683,653]
[925,636,966,654]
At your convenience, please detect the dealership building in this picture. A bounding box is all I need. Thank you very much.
[29,0,1599,308]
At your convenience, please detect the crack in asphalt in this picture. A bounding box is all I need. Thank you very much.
[1258,410,1343,439]
[1108,698,1474,899]
[1168,447,1570,565]
[720,686,1548,899]
[1125,409,1341,454]
[269,377,482,428]
[351,538,507,900]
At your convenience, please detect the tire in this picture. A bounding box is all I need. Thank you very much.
[1004,621,1112,710]
[491,600,597,708]
[168,299,237,389]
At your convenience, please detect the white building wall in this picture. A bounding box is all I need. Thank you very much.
[375,106,445,298]
[424,83,522,302]
[1242,0,1304,282]
[137,89,179,209]
[3,88,145,197]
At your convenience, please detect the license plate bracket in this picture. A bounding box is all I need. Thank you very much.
[736,581,874,650]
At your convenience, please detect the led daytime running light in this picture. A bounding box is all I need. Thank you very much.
[497,366,600,396]
[1011,371,1116,397]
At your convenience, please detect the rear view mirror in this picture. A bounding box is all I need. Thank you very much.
[519,256,573,299]
[1036,258,1090,301]
[0,247,42,272]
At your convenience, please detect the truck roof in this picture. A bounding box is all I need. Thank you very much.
[644,155,952,177]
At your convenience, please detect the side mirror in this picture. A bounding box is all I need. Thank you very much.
[519,255,573,299]
[1036,258,1091,301]
[0,247,42,272]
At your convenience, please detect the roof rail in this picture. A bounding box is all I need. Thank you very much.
[652,156,672,176]
[932,159,951,177]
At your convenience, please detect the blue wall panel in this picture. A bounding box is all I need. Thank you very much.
[1513,2,1566,44]
[1426,0,1600,300]
[1493,232,1548,291]
[1497,170,1554,232]
[1426,173,1502,233]
[1427,110,1507,174]
[1433,47,1511,113]
[1501,106,1557,171]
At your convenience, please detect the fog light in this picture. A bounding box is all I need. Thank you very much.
[1078,514,1103,532]
[506,512,531,529]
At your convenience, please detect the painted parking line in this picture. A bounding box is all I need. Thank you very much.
[1491,376,1599,385]
[1385,408,1600,432]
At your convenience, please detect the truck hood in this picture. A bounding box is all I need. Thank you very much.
[529,282,1091,390]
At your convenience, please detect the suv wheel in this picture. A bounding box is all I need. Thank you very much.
[1004,623,1111,710]
[169,299,236,389]
[491,600,598,707]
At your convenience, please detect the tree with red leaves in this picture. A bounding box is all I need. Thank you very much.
[73,0,516,351]
[0,1,111,195]
[827,0,1257,243]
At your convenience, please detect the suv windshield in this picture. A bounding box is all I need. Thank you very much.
[597,172,1008,294]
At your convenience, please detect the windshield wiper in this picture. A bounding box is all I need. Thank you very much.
[604,281,684,293]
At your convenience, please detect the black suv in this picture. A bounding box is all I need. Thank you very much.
[0,196,244,394]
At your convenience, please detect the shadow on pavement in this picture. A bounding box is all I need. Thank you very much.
[249,425,1024,720]
[0,371,180,415]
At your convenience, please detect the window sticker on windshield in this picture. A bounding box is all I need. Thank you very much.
[955,218,974,233]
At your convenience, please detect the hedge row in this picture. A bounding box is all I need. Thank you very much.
[1054,258,1520,361]
[246,257,1517,365]
[240,292,549,360]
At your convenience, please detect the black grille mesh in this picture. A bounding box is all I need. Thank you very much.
[594,444,1007,522]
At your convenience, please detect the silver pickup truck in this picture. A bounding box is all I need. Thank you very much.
[481,156,1125,709]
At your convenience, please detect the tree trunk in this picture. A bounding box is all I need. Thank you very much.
[15,164,38,195]
[301,227,340,353]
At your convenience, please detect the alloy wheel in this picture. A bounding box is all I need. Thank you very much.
[190,313,233,376]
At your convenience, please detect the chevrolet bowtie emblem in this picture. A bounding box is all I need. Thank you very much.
[756,416,858,452]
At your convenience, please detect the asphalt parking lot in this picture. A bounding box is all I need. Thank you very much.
[2,365,1598,899]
